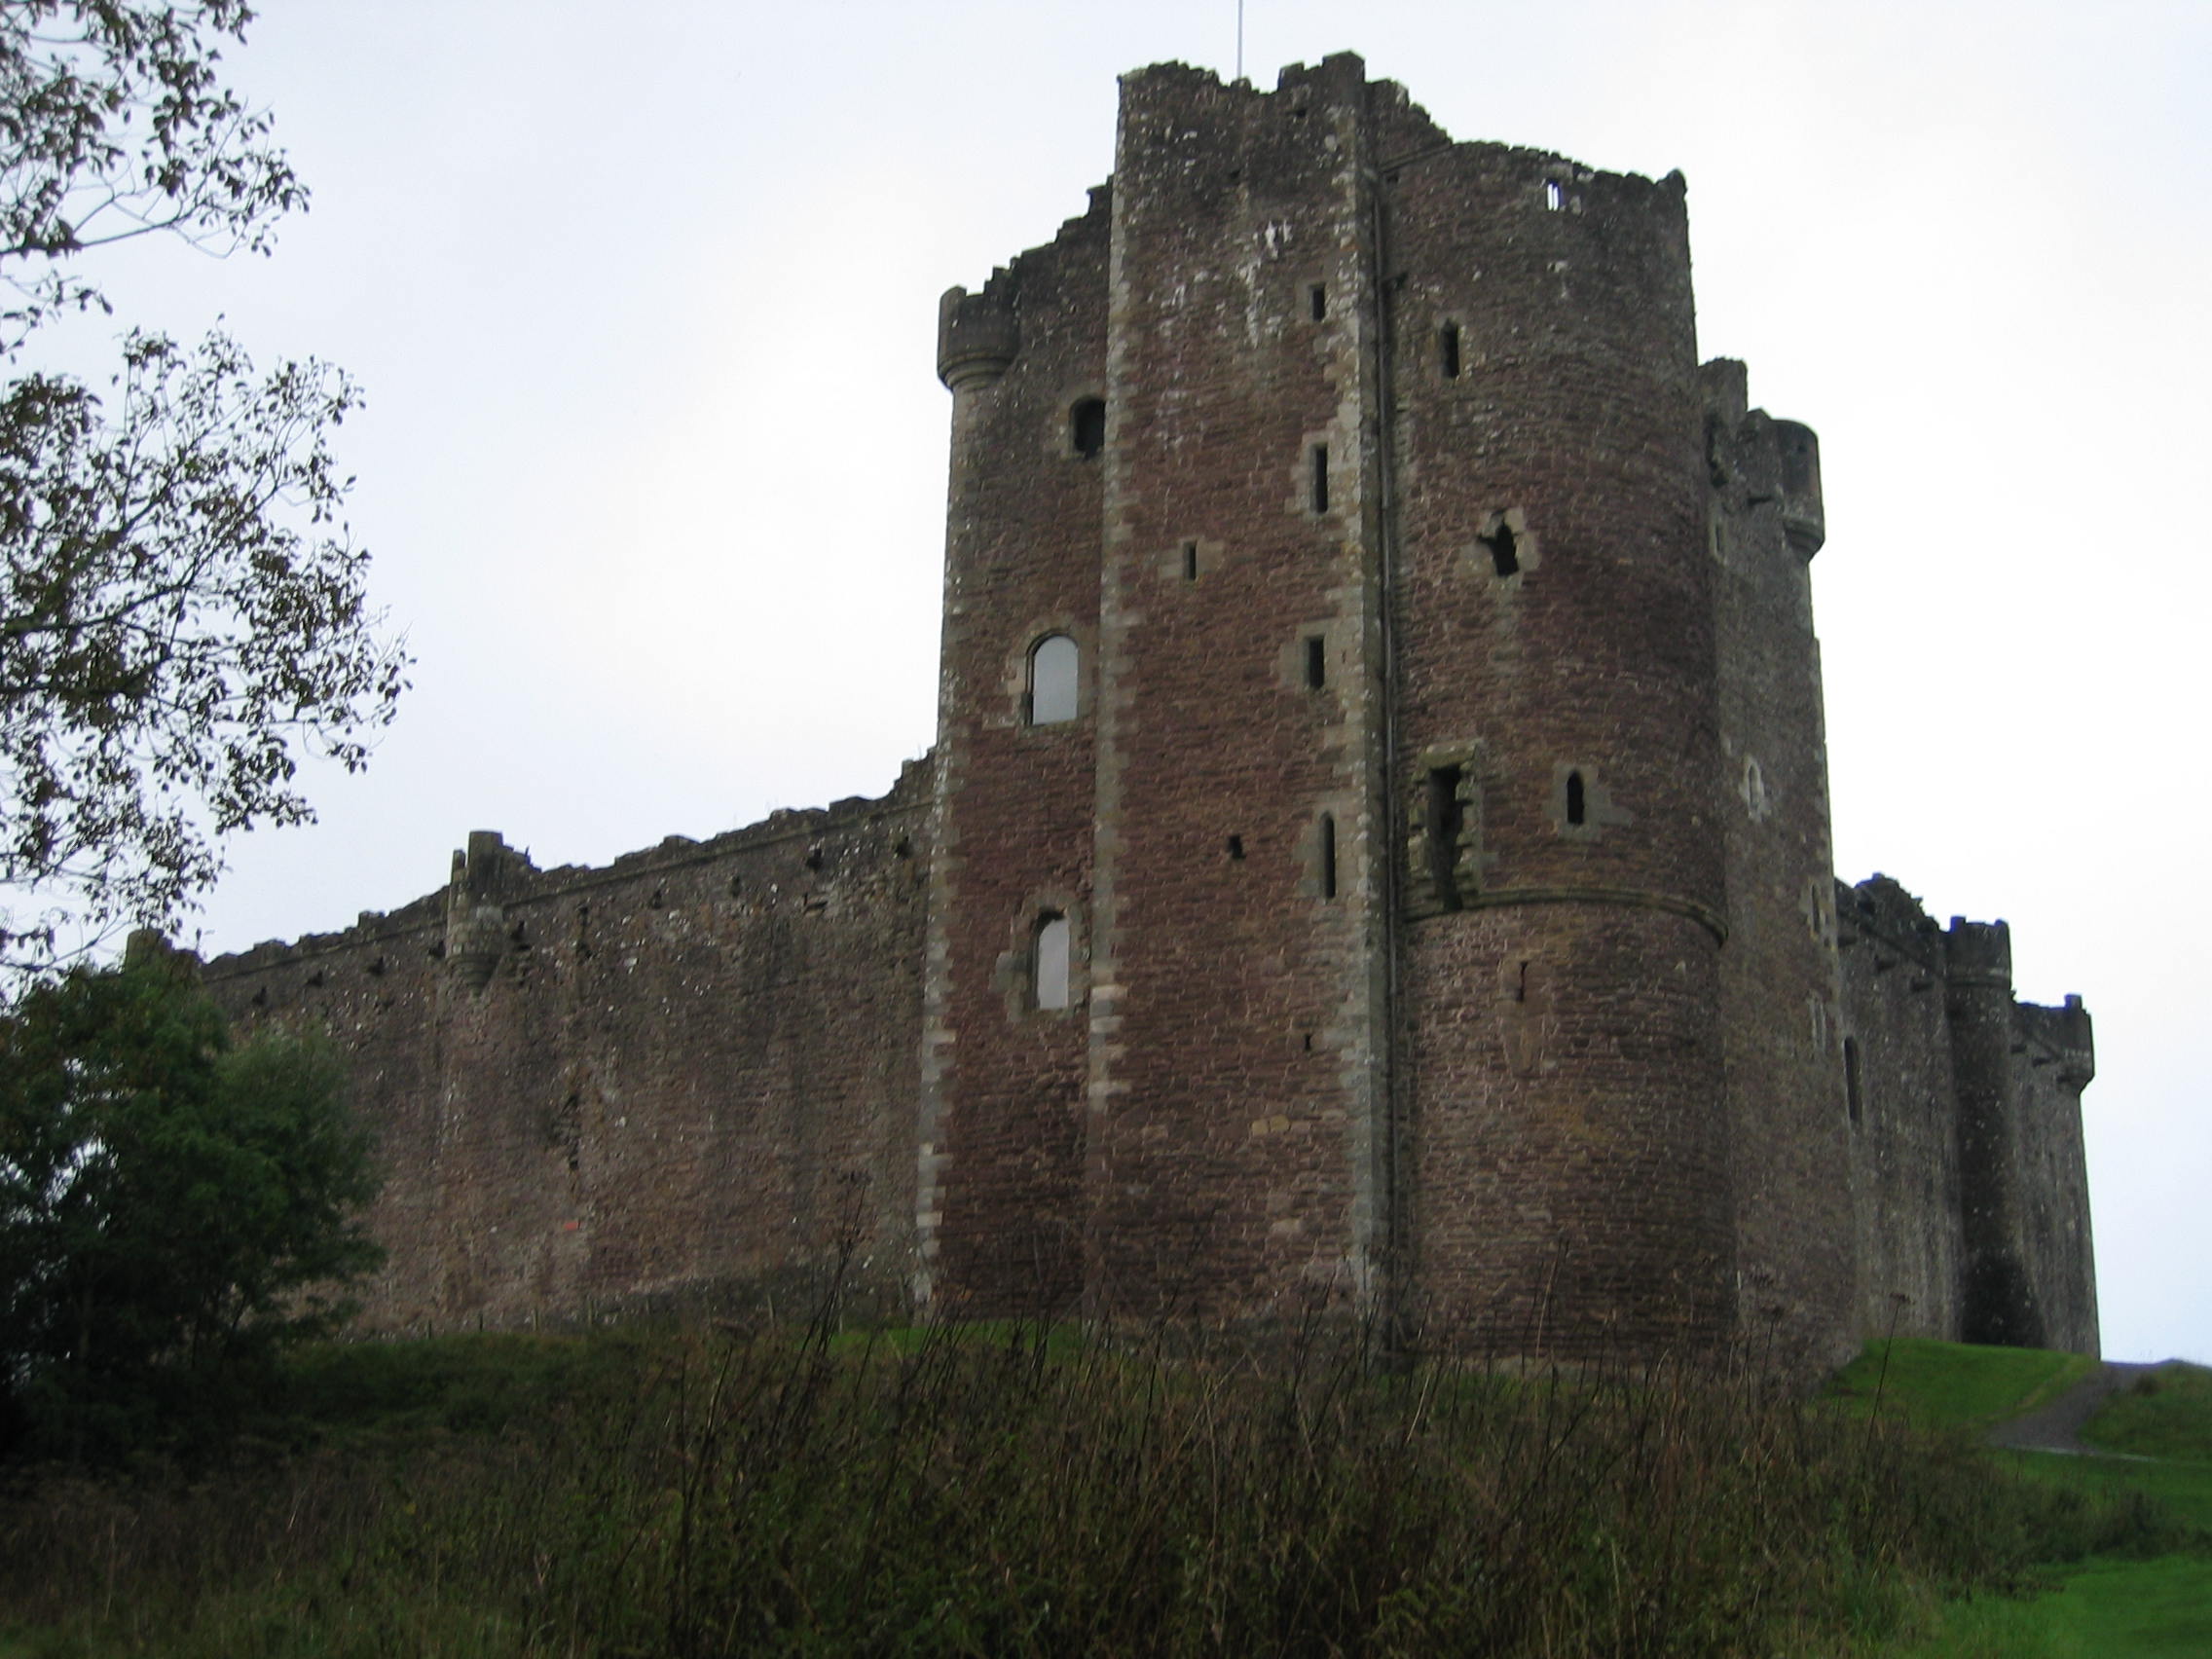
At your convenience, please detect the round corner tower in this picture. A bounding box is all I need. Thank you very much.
[1379,129,1734,1353]
[920,55,1865,1359]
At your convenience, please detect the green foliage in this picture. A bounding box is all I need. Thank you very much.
[0,954,383,1459]
[0,2,406,970]
[0,1320,2179,1657]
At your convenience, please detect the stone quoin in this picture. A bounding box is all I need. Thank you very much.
[203,55,2097,1369]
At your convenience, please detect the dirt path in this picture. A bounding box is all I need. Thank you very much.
[1988,1360,2158,1455]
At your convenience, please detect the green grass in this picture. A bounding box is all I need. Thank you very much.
[1829,1337,2100,1433]
[1825,1342,2212,1658]
[1874,1555,2212,1658]
[2086,1363,2212,1463]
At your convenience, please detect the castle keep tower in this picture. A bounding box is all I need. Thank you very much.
[194,52,2097,1367]
[920,54,1855,1355]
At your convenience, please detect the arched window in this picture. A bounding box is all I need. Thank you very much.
[1318,812,1338,901]
[1028,634,1079,725]
[1070,397,1106,459]
[1566,770,1586,827]
[1034,912,1071,1010]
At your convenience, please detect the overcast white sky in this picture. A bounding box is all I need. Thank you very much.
[79,1,2209,1362]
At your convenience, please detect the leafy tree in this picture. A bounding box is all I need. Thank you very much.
[0,945,383,1458]
[0,2,407,970]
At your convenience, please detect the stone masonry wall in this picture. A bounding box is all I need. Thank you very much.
[1837,875,1968,1340]
[1703,360,1859,1372]
[186,55,2100,1368]
[203,762,934,1332]
[1837,874,2099,1354]
[1381,99,1734,1354]
[921,186,1111,1314]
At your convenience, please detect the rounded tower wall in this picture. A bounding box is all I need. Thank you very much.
[1381,143,1734,1351]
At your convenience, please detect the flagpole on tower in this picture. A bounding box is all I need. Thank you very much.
[1236,0,1244,82]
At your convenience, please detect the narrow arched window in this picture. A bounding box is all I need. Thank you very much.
[1070,397,1106,459]
[1028,634,1078,725]
[1034,912,1071,1010]
[1566,770,1587,827]
[1318,813,1338,901]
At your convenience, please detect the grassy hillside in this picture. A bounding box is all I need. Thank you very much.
[1839,1345,2212,1658]
[0,1324,2199,1657]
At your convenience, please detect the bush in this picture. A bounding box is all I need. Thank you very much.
[0,953,383,1463]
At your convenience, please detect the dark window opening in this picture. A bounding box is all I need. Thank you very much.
[1303,1031,1313,1052]
[1227,834,1245,861]
[1426,765,1465,910]
[1440,322,1461,380]
[1515,960,1530,1003]
[1183,540,1199,581]
[1071,397,1106,459]
[1566,770,1586,827]
[1310,445,1330,514]
[1028,633,1079,724]
[1480,519,1520,576]
[1319,813,1338,900]
[1305,635,1326,689]
[1034,912,1071,1011]
[1309,283,1327,320]
[1844,1036,1863,1126]
[1545,179,1564,211]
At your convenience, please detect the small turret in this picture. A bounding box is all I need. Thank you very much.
[936,282,1019,390]
[445,830,525,989]
[1774,420,1825,557]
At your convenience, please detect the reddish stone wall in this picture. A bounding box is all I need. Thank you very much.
[1382,120,1733,1353]
[192,55,2100,1368]
[920,187,1110,1313]
[1079,58,1391,1318]
[203,765,932,1331]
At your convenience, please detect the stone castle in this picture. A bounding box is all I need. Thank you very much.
[205,56,2098,1368]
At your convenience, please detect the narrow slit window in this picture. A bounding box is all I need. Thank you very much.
[1566,770,1586,827]
[1304,635,1326,689]
[1318,813,1338,900]
[1070,397,1106,459]
[1183,540,1199,582]
[1309,283,1327,320]
[1034,913,1071,1011]
[1028,634,1079,725]
[1440,322,1461,380]
[1426,765,1464,910]
[1544,179,1563,211]
[1480,519,1520,576]
[1227,834,1245,861]
[1844,1036,1863,1125]
[1310,445,1330,514]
